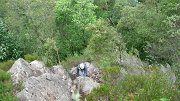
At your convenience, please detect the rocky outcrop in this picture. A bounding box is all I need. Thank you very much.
[72,77,100,95]
[30,60,49,77]
[118,51,146,75]
[8,59,72,101]
[8,58,34,84]
[9,59,100,101]
[17,73,71,101]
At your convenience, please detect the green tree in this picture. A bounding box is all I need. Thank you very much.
[116,1,180,63]
[0,18,22,61]
[85,20,124,67]
[0,70,16,101]
[5,0,56,56]
[0,0,7,18]
[55,0,97,59]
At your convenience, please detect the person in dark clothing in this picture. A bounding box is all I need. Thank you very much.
[77,63,87,77]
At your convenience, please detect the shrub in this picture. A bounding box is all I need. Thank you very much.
[0,18,22,62]
[86,84,110,101]
[24,53,39,62]
[87,69,179,101]
[0,69,16,101]
[86,66,121,101]
[0,60,14,72]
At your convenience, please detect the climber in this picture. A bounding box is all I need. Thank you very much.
[76,62,87,77]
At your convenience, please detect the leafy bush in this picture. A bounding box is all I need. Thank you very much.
[24,53,39,62]
[87,68,179,101]
[0,60,14,72]
[0,18,22,62]
[86,84,110,101]
[0,69,16,101]
[86,66,121,101]
[55,0,97,60]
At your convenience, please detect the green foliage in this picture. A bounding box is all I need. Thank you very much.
[172,63,180,90]
[160,98,170,101]
[116,73,175,100]
[0,18,22,61]
[0,0,6,18]
[86,84,110,101]
[93,0,116,19]
[24,53,39,62]
[55,0,97,59]
[84,19,124,66]
[0,0,179,100]
[5,0,56,60]
[0,70,10,82]
[87,69,179,101]
[145,15,180,64]
[42,38,61,66]
[116,1,180,64]
[86,66,121,101]
[62,54,88,69]
[0,60,14,72]
[93,0,139,25]
[0,70,16,101]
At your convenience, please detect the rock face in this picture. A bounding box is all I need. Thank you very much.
[8,58,34,84]
[17,73,71,101]
[8,59,72,101]
[30,60,49,77]
[118,51,145,75]
[72,77,100,95]
[9,59,100,101]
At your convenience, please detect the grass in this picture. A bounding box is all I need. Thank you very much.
[0,60,14,72]
[0,69,16,101]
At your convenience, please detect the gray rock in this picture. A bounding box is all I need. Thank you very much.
[50,65,68,79]
[73,77,99,95]
[17,73,71,101]
[30,60,49,77]
[50,65,72,90]
[9,58,73,101]
[118,51,145,75]
[160,64,176,84]
[8,58,33,84]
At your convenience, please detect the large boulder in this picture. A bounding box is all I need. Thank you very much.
[118,51,146,75]
[17,73,71,101]
[8,59,50,84]
[9,58,73,101]
[8,58,34,84]
[72,77,99,95]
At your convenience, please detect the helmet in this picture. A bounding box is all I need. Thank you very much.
[79,63,85,69]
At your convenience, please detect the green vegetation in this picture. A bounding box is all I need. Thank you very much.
[0,0,179,65]
[87,68,179,101]
[0,60,14,71]
[0,70,16,101]
[0,0,179,100]
[24,54,39,62]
